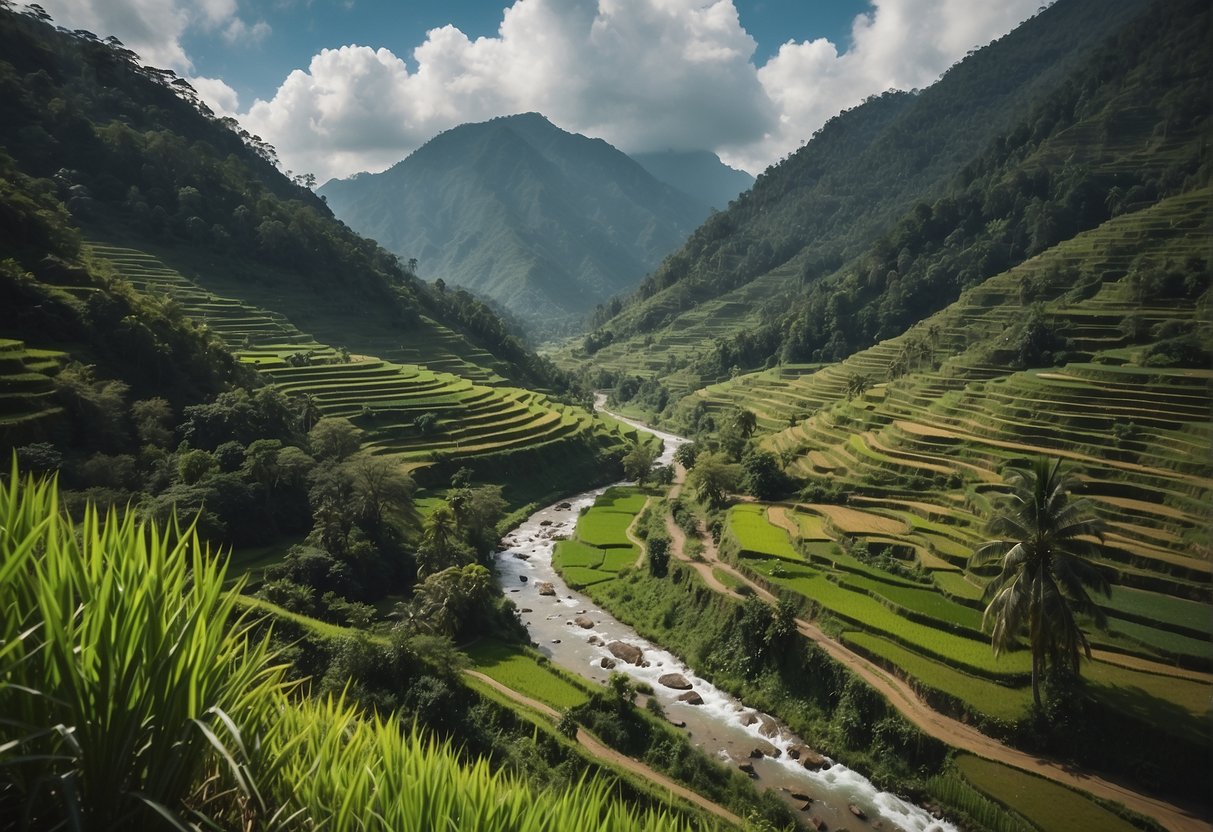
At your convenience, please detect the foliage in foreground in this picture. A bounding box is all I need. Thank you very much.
[0,466,706,831]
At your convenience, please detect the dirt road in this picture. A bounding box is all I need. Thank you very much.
[658,466,1210,832]
[464,670,742,826]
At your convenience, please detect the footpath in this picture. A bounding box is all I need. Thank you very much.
[660,462,1210,832]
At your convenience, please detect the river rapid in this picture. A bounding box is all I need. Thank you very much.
[492,405,957,832]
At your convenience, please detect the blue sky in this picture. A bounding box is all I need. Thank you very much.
[36,0,1039,179]
[181,1,870,107]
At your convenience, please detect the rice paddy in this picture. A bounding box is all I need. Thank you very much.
[81,244,633,474]
[552,486,647,588]
[688,191,1212,740]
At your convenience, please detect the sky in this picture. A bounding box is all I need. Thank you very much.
[33,0,1042,182]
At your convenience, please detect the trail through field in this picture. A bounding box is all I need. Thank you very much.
[614,410,1211,832]
[627,496,653,568]
[464,670,742,826]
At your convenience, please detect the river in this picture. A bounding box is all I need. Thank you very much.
[492,403,957,832]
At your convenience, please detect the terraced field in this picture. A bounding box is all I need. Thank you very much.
[698,191,1211,751]
[0,338,67,445]
[85,244,631,474]
[568,267,801,396]
[553,487,647,587]
[87,243,512,384]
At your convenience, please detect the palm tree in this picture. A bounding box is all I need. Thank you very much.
[971,457,1111,708]
[733,408,758,439]
[844,372,871,400]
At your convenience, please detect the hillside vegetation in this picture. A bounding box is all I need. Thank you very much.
[319,113,708,331]
[570,0,1200,396]
[681,186,1211,801]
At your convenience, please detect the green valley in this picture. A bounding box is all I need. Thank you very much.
[2,0,1210,830]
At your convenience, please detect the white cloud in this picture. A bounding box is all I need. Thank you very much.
[243,0,776,182]
[29,0,267,71]
[222,18,271,45]
[28,0,1043,182]
[190,75,241,118]
[244,0,1040,183]
[725,0,1041,171]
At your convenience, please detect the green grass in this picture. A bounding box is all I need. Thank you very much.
[577,488,646,548]
[561,566,616,588]
[554,539,605,569]
[727,504,800,559]
[742,553,1032,679]
[1105,617,1213,663]
[711,568,752,595]
[465,639,590,711]
[843,631,1031,723]
[957,754,1142,832]
[554,488,648,589]
[1106,586,1212,634]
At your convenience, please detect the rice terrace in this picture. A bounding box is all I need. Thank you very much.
[0,1,1209,831]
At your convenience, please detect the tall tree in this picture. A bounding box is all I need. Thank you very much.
[970,457,1110,708]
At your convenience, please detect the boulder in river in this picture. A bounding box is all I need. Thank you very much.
[587,635,601,645]
[757,714,780,738]
[737,762,756,777]
[519,575,527,582]
[574,616,594,629]
[539,520,553,526]
[739,712,758,727]
[677,691,704,705]
[789,791,812,803]
[807,817,826,831]
[658,673,692,690]
[520,608,532,613]
[849,804,867,820]
[748,740,780,759]
[558,502,572,509]
[607,641,644,664]
[600,657,616,669]
[536,581,556,596]
[798,749,829,771]
[799,801,813,812]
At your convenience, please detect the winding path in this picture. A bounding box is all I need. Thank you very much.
[464,670,742,826]
[649,449,1210,832]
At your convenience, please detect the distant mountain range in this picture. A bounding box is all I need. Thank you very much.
[318,114,750,330]
[630,149,754,212]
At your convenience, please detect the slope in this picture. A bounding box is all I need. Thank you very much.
[630,149,754,212]
[571,0,1156,387]
[0,7,561,394]
[681,187,1211,803]
[318,113,708,330]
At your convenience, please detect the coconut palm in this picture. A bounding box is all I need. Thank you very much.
[844,372,871,400]
[971,457,1111,708]
[733,408,758,439]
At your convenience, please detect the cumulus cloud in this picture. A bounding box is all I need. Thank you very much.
[243,0,776,182]
[190,75,242,119]
[726,0,1040,171]
[244,0,1039,183]
[31,0,268,71]
[28,0,1042,181]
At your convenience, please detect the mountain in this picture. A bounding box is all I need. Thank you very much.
[0,7,639,503]
[571,0,1162,389]
[318,114,708,330]
[630,149,754,211]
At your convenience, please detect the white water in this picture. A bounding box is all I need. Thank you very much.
[492,403,956,832]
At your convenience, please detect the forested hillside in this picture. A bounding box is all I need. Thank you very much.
[0,8,561,393]
[572,0,1165,392]
[319,113,707,331]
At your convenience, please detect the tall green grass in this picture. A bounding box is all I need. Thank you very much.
[267,697,701,832]
[0,464,290,830]
[0,466,708,831]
